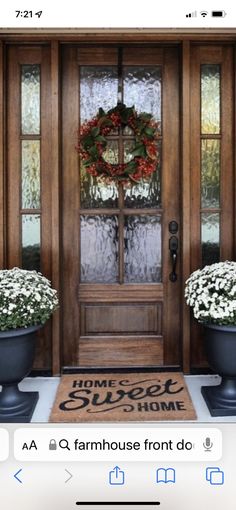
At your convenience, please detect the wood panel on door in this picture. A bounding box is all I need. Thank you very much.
[62,45,181,368]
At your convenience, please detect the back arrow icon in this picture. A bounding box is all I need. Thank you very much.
[14,469,23,484]
[65,469,73,483]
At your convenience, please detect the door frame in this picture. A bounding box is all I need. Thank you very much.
[0,32,236,374]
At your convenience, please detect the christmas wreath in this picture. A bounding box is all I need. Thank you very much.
[77,103,159,184]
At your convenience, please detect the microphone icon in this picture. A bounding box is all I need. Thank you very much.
[203,437,213,451]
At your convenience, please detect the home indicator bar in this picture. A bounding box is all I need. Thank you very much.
[76,503,161,506]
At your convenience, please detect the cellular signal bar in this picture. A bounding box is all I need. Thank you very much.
[186,11,197,17]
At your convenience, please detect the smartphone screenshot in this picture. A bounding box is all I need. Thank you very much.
[0,1,235,508]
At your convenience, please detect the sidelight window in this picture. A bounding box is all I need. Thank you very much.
[200,64,221,266]
[20,65,41,271]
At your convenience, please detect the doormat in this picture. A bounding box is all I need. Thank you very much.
[50,373,196,422]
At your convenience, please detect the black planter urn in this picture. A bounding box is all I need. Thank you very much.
[0,325,40,422]
[201,323,236,416]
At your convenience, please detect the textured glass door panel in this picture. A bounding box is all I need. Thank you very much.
[80,215,118,283]
[22,140,40,209]
[80,67,118,122]
[124,215,162,283]
[123,140,135,163]
[201,212,220,266]
[22,215,40,271]
[103,140,119,164]
[123,66,162,127]
[124,141,161,208]
[21,65,40,135]
[80,66,119,207]
[201,139,220,208]
[123,125,133,136]
[201,64,220,134]
[80,165,119,209]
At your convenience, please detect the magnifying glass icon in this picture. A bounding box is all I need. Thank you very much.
[59,439,70,451]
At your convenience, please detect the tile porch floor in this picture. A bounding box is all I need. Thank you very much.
[11,375,236,422]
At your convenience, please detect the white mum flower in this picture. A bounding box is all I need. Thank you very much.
[185,261,236,326]
[0,267,58,331]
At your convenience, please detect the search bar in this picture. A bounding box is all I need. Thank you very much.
[14,427,222,462]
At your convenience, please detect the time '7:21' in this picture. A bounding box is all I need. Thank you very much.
[15,10,43,18]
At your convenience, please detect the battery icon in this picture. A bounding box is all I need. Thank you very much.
[211,10,226,17]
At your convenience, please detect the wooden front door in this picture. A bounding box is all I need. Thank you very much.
[62,45,180,369]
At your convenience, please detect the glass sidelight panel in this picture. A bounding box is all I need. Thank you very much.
[201,212,220,266]
[124,215,162,283]
[201,64,220,134]
[21,64,41,270]
[201,63,221,266]
[80,215,119,283]
[21,65,40,135]
[22,140,40,209]
[201,139,220,208]
[123,66,162,126]
[22,215,41,271]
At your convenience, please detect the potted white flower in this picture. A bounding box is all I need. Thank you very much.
[0,268,58,422]
[185,261,236,417]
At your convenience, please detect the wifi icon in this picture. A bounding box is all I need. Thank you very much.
[200,11,208,17]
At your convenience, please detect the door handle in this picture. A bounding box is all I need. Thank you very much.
[169,235,178,282]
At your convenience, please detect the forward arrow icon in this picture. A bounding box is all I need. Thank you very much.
[65,469,73,483]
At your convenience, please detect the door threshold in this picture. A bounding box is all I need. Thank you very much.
[62,366,181,374]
